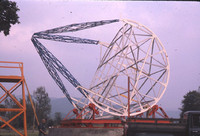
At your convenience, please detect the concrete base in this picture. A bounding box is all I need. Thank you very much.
[48,128,124,136]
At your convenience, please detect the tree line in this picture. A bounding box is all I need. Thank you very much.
[0,86,62,129]
[180,88,200,118]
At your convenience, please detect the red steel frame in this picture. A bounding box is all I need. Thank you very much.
[61,115,171,128]
[0,61,27,136]
[61,117,171,128]
[61,104,170,128]
[61,119,123,128]
[61,76,170,128]
[147,105,169,119]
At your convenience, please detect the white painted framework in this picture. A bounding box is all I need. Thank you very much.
[74,19,170,117]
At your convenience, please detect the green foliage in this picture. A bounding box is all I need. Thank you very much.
[3,96,33,128]
[0,103,6,116]
[180,90,200,118]
[1,89,52,129]
[0,0,20,36]
[26,95,36,128]
[4,96,23,128]
[0,103,6,126]
[54,112,62,126]
[48,118,54,127]
[33,86,51,122]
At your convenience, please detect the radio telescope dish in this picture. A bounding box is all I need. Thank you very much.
[78,19,170,117]
[32,19,169,118]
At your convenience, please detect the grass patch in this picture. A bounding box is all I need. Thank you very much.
[0,129,39,136]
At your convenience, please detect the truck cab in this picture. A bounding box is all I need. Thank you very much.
[184,111,200,136]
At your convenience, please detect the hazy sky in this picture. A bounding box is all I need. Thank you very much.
[0,1,200,112]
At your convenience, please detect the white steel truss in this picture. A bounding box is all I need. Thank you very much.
[80,19,170,117]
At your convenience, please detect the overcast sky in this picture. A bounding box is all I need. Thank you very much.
[0,1,200,112]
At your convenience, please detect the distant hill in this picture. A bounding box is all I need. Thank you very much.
[50,97,73,119]
[50,97,181,119]
[165,110,180,118]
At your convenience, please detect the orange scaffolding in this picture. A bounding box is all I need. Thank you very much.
[0,61,27,136]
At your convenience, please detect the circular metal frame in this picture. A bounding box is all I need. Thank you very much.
[32,18,169,118]
[79,19,170,117]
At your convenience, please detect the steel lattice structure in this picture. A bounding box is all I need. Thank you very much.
[31,19,169,117]
[0,61,27,136]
